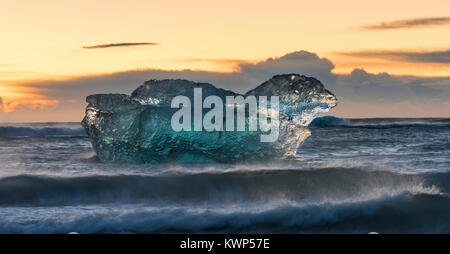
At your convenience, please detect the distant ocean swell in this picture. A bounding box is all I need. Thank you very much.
[0,126,86,137]
[0,117,449,137]
[309,116,450,129]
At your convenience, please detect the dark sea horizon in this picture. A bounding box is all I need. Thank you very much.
[0,117,449,233]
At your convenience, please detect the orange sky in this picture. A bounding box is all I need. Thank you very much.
[1,0,450,121]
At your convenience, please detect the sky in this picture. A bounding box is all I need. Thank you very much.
[0,0,449,122]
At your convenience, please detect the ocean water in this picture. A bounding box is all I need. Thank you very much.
[0,117,449,233]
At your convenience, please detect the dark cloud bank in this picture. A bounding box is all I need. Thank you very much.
[362,17,450,30]
[3,51,450,120]
[337,49,450,64]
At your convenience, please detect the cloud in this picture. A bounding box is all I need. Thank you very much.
[239,51,337,85]
[82,42,159,49]
[0,95,59,113]
[335,69,450,101]
[23,51,338,98]
[2,51,450,121]
[362,17,450,30]
[333,69,450,117]
[336,49,450,64]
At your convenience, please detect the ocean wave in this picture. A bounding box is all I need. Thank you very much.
[0,168,447,207]
[0,126,86,137]
[0,192,449,233]
[309,116,450,129]
[309,116,350,127]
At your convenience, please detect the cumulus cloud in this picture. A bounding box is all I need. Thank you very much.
[362,17,450,30]
[336,49,450,64]
[82,42,159,49]
[335,69,449,101]
[239,51,337,86]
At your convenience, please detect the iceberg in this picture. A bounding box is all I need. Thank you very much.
[81,74,337,163]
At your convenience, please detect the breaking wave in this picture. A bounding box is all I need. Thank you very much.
[0,192,449,233]
[0,168,447,207]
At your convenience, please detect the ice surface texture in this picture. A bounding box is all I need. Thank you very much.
[81,74,337,163]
